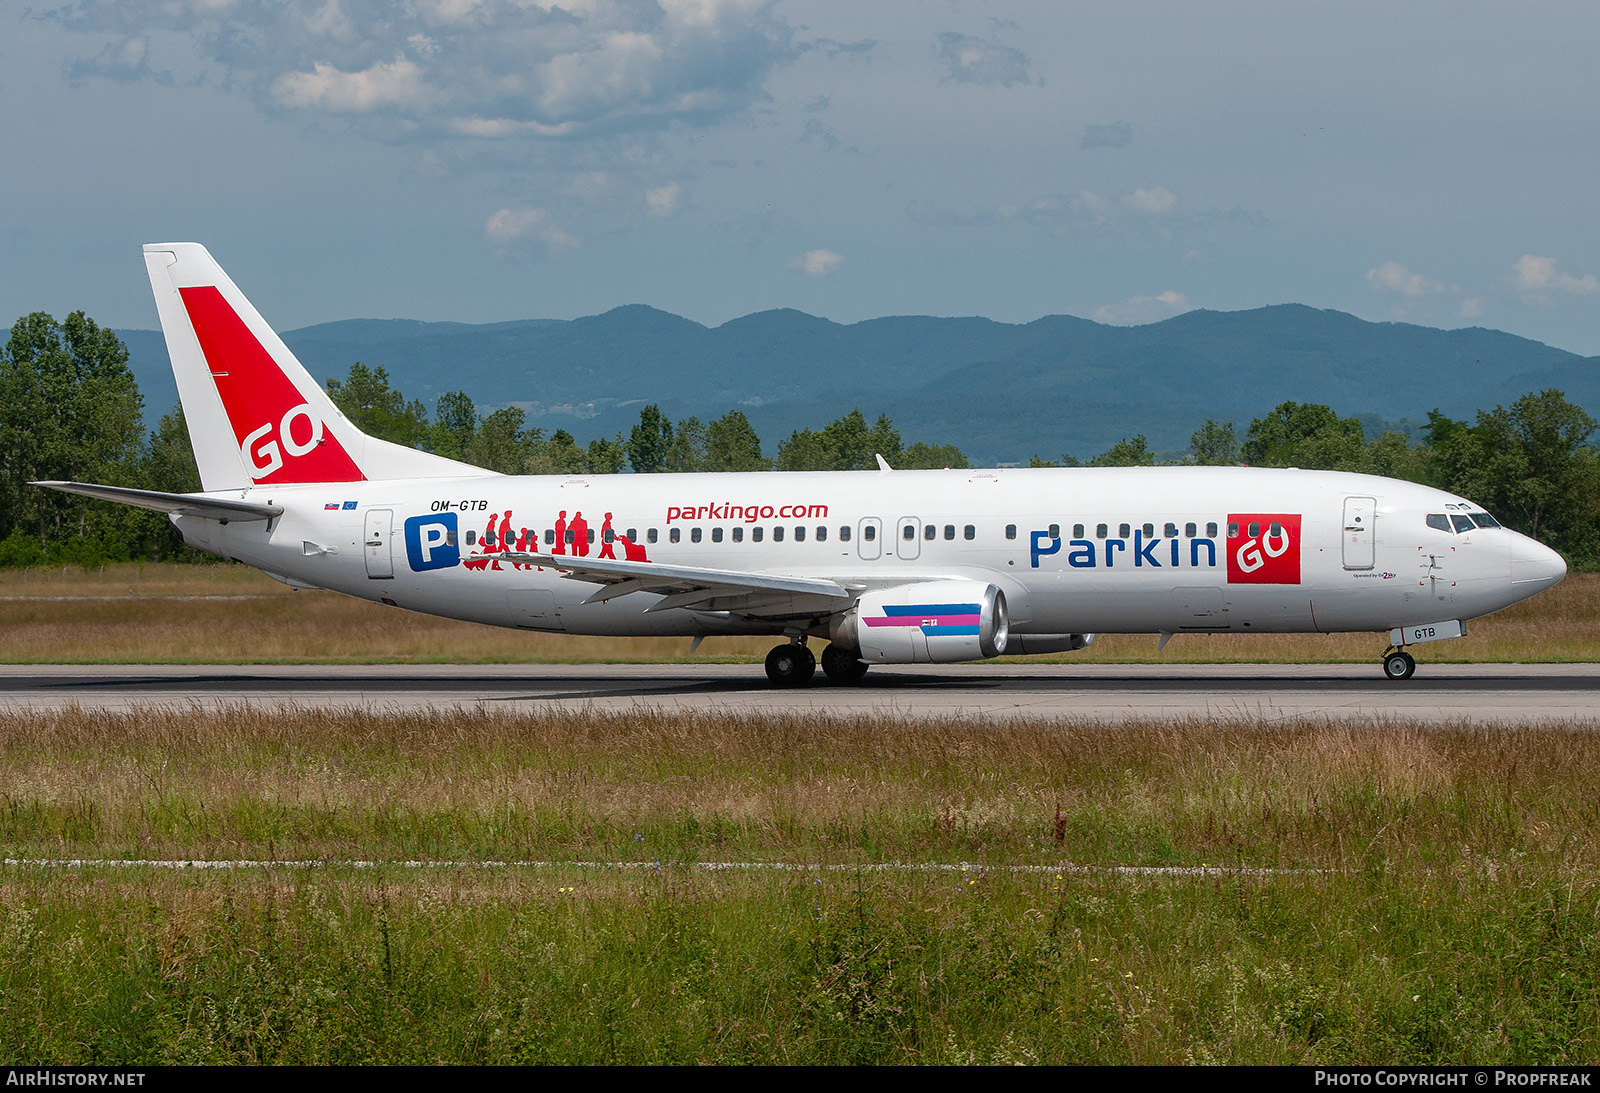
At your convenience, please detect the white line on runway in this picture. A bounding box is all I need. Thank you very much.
[3,858,1320,877]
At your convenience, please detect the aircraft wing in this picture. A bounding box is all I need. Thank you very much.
[31,481,284,522]
[500,551,855,614]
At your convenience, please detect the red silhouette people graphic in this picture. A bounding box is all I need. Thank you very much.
[552,510,568,556]
[510,524,534,570]
[599,513,617,560]
[464,510,508,570]
[569,511,590,557]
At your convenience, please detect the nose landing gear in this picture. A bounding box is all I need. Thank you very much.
[1382,647,1416,680]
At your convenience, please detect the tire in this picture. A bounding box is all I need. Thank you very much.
[820,643,869,684]
[1383,651,1416,680]
[765,643,816,686]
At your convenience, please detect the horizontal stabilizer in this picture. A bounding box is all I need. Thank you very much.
[31,481,283,522]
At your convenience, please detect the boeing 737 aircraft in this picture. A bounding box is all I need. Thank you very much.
[37,243,1568,684]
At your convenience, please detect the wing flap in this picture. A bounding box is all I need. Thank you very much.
[500,551,853,608]
[31,481,283,522]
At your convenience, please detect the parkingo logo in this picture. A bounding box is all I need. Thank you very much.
[405,512,459,572]
[1227,513,1301,585]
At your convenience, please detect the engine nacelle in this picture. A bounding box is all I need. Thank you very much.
[839,581,1009,664]
[1004,633,1096,655]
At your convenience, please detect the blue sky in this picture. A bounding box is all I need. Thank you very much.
[6,1,1600,356]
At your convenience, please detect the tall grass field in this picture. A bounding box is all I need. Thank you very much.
[4,707,1600,1063]
[2,563,1596,663]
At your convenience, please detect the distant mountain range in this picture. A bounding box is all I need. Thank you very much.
[116,304,1600,466]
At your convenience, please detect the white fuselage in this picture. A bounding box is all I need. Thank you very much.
[173,465,1565,641]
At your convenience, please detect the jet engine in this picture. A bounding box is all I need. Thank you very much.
[835,580,1009,664]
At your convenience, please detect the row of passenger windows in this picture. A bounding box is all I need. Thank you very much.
[1006,521,1224,541]
[464,524,868,547]
[462,518,1262,549]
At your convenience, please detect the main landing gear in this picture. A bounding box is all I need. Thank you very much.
[764,642,815,686]
[764,640,869,686]
[1381,647,1417,680]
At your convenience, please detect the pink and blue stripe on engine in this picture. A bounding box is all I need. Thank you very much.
[861,602,981,637]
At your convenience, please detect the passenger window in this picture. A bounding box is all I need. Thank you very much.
[1184,523,1196,537]
[773,526,785,542]
[647,528,658,544]
[1207,522,1218,537]
[863,525,876,541]
[944,524,955,540]
[732,527,743,542]
[626,528,637,542]
[902,525,915,540]
[670,528,680,543]
[466,530,477,546]
[1096,523,1108,539]
[1227,522,1239,538]
[753,527,764,542]
[691,528,702,543]
[588,529,595,543]
[964,525,975,540]
[1248,522,1260,537]
[1451,515,1474,533]
[543,529,554,546]
[1005,524,1016,540]
[816,526,827,542]
[1119,523,1131,538]
[920,524,931,540]
[1164,522,1178,537]
[603,527,614,543]
[711,527,722,543]
[840,526,852,542]
[1049,523,1060,539]
[795,526,806,542]
[1269,522,1282,536]
[1073,524,1085,538]
[1142,523,1154,537]
[446,531,457,546]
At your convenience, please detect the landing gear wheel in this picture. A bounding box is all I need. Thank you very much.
[765,643,816,686]
[1383,650,1416,680]
[820,643,869,684]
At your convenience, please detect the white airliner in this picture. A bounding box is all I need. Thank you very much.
[37,243,1568,684]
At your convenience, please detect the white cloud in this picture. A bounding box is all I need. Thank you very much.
[789,249,844,276]
[484,208,581,257]
[1122,186,1177,216]
[60,0,797,141]
[1092,291,1191,325]
[1366,261,1444,298]
[1513,255,1600,305]
[273,58,432,113]
[1459,297,1484,319]
[934,31,1033,87]
[644,182,683,217]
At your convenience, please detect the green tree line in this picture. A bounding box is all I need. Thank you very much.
[2,312,1596,567]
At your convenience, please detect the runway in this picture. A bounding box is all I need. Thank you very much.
[3,662,1598,723]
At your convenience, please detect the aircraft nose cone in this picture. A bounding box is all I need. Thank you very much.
[1510,533,1567,587]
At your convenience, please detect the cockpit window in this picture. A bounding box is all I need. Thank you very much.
[1469,513,1502,529]
[1451,514,1475,533]
[1426,514,1451,532]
